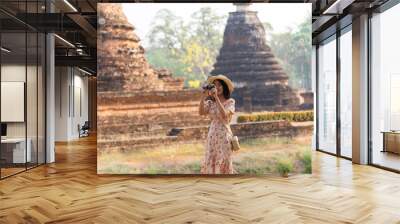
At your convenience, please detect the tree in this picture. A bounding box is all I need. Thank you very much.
[267,17,312,91]
[147,9,188,55]
[180,40,213,80]
[146,48,187,80]
[262,22,273,41]
[183,7,226,80]
[146,8,226,87]
[191,7,226,52]
[291,19,312,90]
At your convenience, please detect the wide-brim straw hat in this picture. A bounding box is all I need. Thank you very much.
[207,75,234,94]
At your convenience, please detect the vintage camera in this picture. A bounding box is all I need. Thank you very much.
[202,83,215,90]
[202,83,216,101]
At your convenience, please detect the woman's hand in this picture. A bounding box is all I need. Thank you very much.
[202,89,209,98]
[210,88,217,98]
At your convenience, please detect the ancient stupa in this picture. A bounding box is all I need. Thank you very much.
[97,4,209,152]
[97,3,183,92]
[211,3,300,112]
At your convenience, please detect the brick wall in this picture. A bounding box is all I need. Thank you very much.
[98,120,313,152]
[97,89,211,152]
[175,120,313,141]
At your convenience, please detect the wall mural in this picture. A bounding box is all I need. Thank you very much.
[97,3,313,175]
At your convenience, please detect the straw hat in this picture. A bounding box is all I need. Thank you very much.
[207,75,234,94]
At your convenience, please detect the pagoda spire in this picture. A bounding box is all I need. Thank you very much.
[211,4,300,111]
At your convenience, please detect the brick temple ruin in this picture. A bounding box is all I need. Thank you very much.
[97,3,312,152]
[97,4,183,92]
[211,3,302,112]
[97,3,210,152]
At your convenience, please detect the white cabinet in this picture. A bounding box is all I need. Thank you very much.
[1,138,32,163]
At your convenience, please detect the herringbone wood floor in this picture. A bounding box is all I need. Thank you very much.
[1,135,400,224]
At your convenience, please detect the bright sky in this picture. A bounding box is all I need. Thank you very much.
[122,3,311,47]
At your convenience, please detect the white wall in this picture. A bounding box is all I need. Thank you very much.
[1,65,26,138]
[55,67,89,141]
[55,66,70,141]
[72,73,89,138]
[1,63,46,164]
[1,65,37,138]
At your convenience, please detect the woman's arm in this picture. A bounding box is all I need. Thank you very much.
[214,97,230,120]
[211,89,231,121]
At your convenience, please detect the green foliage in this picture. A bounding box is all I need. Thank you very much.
[146,48,187,77]
[188,80,201,88]
[147,9,188,51]
[237,110,314,123]
[275,157,294,177]
[300,150,312,174]
[146,7,226,87]
[234,158,272,175]
[267,18,312,91]
[101,164,136,174]
[182,163,201,173]
[146,165,169,174]
[191,7,225,50]
[240,137,291,147]
[180,39,214,80]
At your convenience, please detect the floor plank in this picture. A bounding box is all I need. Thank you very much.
[0,135,399,223]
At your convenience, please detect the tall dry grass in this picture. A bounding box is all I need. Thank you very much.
[98,135,312,175]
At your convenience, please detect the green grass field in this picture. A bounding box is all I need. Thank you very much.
[98,135,312,176]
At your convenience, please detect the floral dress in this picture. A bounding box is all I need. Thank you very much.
[201,98,236,174]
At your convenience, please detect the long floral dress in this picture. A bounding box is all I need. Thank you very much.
[201,98,236,174]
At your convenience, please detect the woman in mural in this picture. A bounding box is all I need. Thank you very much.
[199,75,236,174]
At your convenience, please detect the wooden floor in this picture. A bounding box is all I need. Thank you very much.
[373,150,400,171]
[1,135,400,224]
[1,167,26,178]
